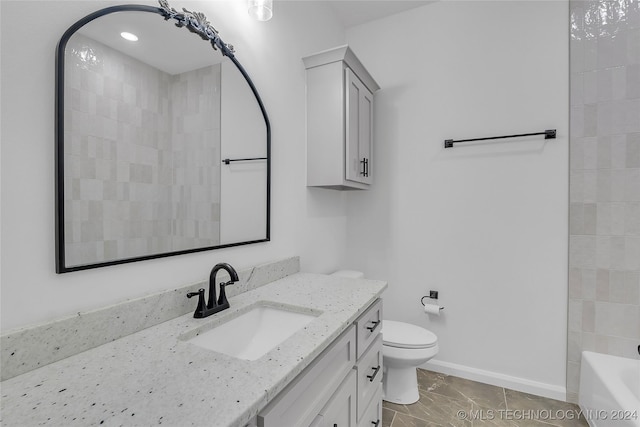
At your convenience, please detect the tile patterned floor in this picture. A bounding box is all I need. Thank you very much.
[382,369,589,427]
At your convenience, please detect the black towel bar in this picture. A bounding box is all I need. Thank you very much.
[444,129,556,148]
[222,157,268,165]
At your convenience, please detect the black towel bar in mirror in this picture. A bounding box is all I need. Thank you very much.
[222,157,268,165]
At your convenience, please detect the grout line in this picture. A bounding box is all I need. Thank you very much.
[503,387,508,410]
[396,412,434,425]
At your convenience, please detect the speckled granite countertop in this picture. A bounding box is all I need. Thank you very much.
[0,273,386,427]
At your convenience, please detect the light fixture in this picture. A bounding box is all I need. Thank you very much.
[248,0,273,21]
[120,31,138,42]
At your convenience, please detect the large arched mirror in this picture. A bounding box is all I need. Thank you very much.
[55,1,270,273]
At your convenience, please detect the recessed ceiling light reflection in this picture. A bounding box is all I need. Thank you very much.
[120,32,138,42]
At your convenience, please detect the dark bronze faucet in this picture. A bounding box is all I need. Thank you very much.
[186,263,239,318]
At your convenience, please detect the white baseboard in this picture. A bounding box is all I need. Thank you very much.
[422,359,567,402]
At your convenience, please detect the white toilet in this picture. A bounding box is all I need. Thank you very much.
[331,270,439,405]
[381,320,438,404]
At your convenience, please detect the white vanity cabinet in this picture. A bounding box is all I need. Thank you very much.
[317,370,357,427]
[354,300,383,426]
[257,299,383,427]
[303,46,380,190]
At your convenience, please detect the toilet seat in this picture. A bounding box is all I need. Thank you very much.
[382,320,437,349]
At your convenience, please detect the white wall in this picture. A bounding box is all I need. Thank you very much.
[0,0,348,332]
[345,1,569,398]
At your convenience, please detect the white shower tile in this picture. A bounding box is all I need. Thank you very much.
[625,202,640,235]
[597,68,613,101]
[596,235,611,268]
[625,99,640,133]
[571,105,585,138]
[595,169,610,201]
[570,267,583,298]
[610,236,627,269]
[610,169,626,201]
[612,99,629,133]
[596,268,610,301]
[611,134,628,168]
[569,299,583,332]
[571,72,584,105]
[583,137,598,168]
[574,235,598,268]
[597,135,612,168]
[607,335,640,358]
[627,64,640,98]
[568,331,582,362]
[611,202,626,235]
[628,28,640,64]
[611,66,627,100]
[584,39,598,71]
[570,203,585,234]
[625,168,640,201]
[584,70,598,103]
[596,100,613,136]
[625,237,640,269]
[582,268,597,299]
[585,104,599,136]
[627,133,640,167]
[598,32,627,69]
[583,300,595,332]
[584,203,598,234]
[596,202,611,235]
[594,333,609,353]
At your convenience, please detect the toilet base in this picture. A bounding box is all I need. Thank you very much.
[382,365,420,404]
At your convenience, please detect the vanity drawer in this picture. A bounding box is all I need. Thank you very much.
[355,334,382,422]
[258,325,356,427]
[318,370,357,427]
[355,299,382,359]
[356,383,382,427]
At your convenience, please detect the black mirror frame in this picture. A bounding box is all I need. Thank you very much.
[55,2,271,273]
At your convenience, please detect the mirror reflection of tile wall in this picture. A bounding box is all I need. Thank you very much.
[64,34,221,266]
[567,0,640,403]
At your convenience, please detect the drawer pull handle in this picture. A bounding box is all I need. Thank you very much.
[371,420,380,427]
[367,365,381,382]
[366,320,380,332]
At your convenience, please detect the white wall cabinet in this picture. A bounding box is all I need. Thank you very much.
[257,299,383,427]
[303,46,379,190]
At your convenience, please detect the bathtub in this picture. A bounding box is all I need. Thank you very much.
[579,351,640,427]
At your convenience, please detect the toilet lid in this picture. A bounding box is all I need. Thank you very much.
[382,320,438,349]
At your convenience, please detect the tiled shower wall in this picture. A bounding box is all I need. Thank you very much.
[568,0,640,403]
[170,66,222,251]
[64,34,221,266]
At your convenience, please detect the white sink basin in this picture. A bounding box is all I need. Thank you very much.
[185,304,319,361]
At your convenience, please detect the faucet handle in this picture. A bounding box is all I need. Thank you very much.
[217,281,235,306]
[187,288,207,318]
[186,289,204,298]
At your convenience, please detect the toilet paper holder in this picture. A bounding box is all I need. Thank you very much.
[421,293,444,310]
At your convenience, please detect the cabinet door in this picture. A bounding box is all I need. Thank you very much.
[356,335,382,422]
[319,370,357,427]
[345,68,373,185]
[356,384,382,427]
[258,327,356,427]
[358,80,373,185]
